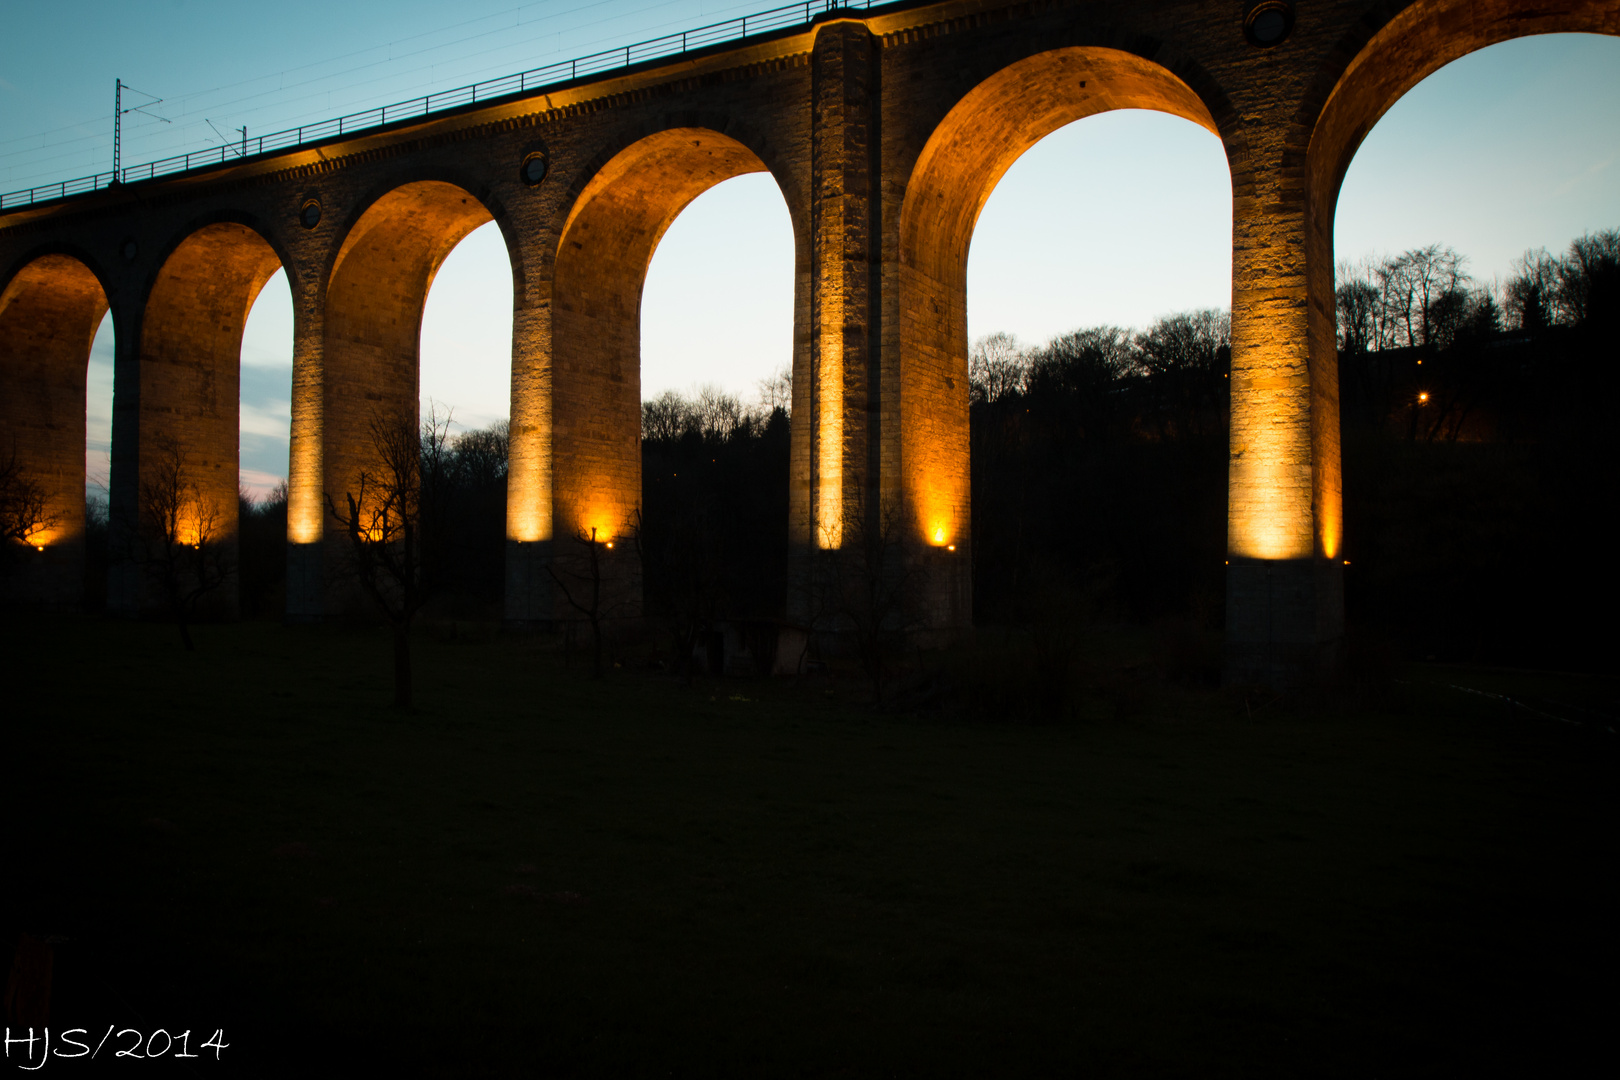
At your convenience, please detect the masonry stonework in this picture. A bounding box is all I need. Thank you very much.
[2,0,1614,683]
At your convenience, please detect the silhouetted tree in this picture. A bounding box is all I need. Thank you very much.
[139,437,232,651]
[325,408,451,708]
[1558,229,1620,323]
[1505,248,1559,332]
[0,444,55,560]
[548,525,616,679]
[1133,308,1230,440]
[969,331,1030,404]
[757,365,793,415]
[640,384,790,658]
[239,481,289,617]
[803,496,930,702]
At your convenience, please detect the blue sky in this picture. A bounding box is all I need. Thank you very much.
[1,4,1613,497]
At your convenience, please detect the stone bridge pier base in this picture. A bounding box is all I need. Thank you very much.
[1225,559,1344,686]
[1223,126,1345,686]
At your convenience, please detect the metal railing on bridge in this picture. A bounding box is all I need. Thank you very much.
[0,1,874,211]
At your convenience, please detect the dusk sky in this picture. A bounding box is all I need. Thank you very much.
[1,3,1614,497]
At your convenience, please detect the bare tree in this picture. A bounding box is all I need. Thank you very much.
[805,496,930,702]
[641,390,691,443]
[1505,248,1561,332]
[1133,309,1231,440]
[324,407,451,709]
[451,420,509,488]
[1559,229,1620,324]
[756,365,793,416]
[139,437,232,651]
[1394,244,1467,348]
[0,444,56,557]
[693,384,747,441]
[1335,261,1380,356]
[969,331,1030,404]
[547,524,617,679]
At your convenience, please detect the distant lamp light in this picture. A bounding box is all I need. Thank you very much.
[34,544,45,553]
[932,527,946,545]
[1343,560,1351,566]
[946,544,956,552]
[604,540,614,550]
[1418,392,1430,404]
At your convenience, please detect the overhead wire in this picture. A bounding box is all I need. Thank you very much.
[1,0,789,189]
[1,4,662,185]
[126,0,712,131]
[0,0,650,167]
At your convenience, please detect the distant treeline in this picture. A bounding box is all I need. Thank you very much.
[638,380,792,640]
[1334,229,1619,439]
[1332,229,1618,669]
[965,311,1232,634]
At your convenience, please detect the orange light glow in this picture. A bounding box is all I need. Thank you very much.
[1321,510,1341,561]
[933,527,946,544]
[506,411,552,543]
[1418,392,1429,404]
[579,517,620,548]
[946,544,956,552]
[816,329,844,550]
[1229,454,1314,560]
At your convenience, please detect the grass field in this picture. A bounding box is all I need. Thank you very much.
[2,616,1614,1077]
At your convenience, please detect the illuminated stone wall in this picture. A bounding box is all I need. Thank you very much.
[0,254,106,608]
[316,182,493,610]
[4,0,1615,679]
[125,223,283,616]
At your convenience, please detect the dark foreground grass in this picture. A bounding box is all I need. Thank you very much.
[2,617,1614,1077]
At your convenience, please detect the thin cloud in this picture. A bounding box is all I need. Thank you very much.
[1553,149,1616,197]
[239,400,291,437]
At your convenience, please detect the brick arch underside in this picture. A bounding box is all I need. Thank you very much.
[896,47,1220,553]
[319,181,495,544]
[1298,0,1620,564]
[137,223,282,580]
[548,127,771,544]
[0,254,108,602]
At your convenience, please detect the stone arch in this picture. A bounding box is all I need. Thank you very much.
[126,221,284,612]
[1309,0,1620,214]
[896,47,1223,563]
[1291,0,1620,565]
[143,208,300,299]
[0,250,110,607]
[316,180,499,558]
[322,171,524,309]
[550,113,809,247]
[545,127,784,553]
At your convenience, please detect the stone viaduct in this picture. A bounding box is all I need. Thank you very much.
[1,0,1614,683]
